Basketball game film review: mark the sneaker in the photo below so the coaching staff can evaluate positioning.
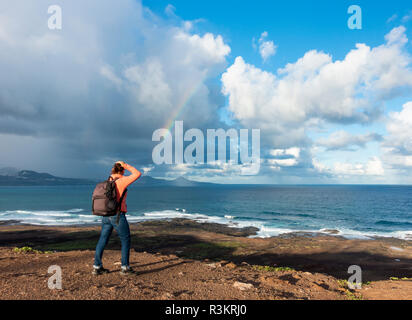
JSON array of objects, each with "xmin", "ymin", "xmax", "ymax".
[
  {"xmin": 120, "ymin": 266, "xmax": 135, "ymax": 276},
  {"xmin": 92, "ymin": 267, "xmax": 110, "ymax": 275}
]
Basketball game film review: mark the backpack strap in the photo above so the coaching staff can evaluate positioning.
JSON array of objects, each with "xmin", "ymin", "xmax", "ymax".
[
  {"xmin": 108, "ymin": 176, "xmax": 126, "ymax": 209},
  {"xmin": 118, "ymin": 188, "xmax": 128, "ymax": 212},
  {"xmin": 116, "ymin": 188, "xmax": 128, "ymax": 224},
  {"xmin": 108, "ymin": 176, "xmax": 127, "ymax": 224}
]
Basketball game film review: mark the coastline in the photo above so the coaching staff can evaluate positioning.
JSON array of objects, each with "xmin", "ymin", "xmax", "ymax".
[
  {"xmin": 2, "ymin": 212, "xmax": 412, "ymax": 241},
  {"xmin": 1, "ymin": 218, "xmax": 411, "ymax": 300}
]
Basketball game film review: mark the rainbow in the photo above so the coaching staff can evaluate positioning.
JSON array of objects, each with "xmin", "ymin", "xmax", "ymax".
[{"xmin": 164, "ymin": 70, "xmax": 208, "ymax": 131}]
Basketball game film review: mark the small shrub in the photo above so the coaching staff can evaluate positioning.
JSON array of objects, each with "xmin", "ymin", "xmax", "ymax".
[
  {"xmin": 338, "ymin": 279, "xmax": 371, "ymax": 288},
  {"xmin": 337, "ymin": 279, "xmax": 348, "ymax": 287},
  {"xmin": 13, "ymin": 247, "xmax": 52, "ymax": 254},
  {"xmin": 390, "ymin": 277, "xmax": 412, "ymax": 281},
  {"xmin": 346, "ymin": 290, "xmax": 363, "ymax": 300},
  {"xmin": 252, "ymin": 265, "xmax": 295, "ymax": 272}
]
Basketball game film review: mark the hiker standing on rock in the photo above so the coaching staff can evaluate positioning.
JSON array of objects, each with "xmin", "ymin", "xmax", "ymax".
[{"xmin": 92, "ymin": 161, "xmax": 141, "ymax": 275}]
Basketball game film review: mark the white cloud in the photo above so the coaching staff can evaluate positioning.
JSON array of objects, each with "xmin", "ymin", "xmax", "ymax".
[
  {"xmin": 222, "ymin": 27, "xmax": 412, "ymax": 149},
  {"xmin": 402, "ymin": 11, "xmax": 412, "ymax": 23},
  {"xmin": 387, "ymin": 14, "xmax": 398, "ymax": 24},
  {"xmin": 258, "ymin": 31, "xmax": 277, "ymax": 62},
  {"xmin": 142, "ymin": 166, "xmax": 154, "ymax": 174},
  {"xmin": 268, "ymin": 158, "xmax": 298, "ymax": 167},
  {"xmin": 383, "ymin": 102, "xmax": 412, "ymax": 168},
  {"xmin": 383, "ymin": 154, "xmax": 412, "ymax": 168},
  {"xmin": 165, "ymin": 4, "xmax": 176, "ymax": 16},
  {"xmin": 173, "ymin": 31, "xmax": 231, "ymax": 65},
  {"xmin": 267, "ymin": 147, "xmax": 300, "ymax": 169},
  {"xmin": 316, "ymin": 131, "xmax": 382, "ymax": 151},
  {"xmin": 100, "ymin": 65, "xmax": 123, "ymax": 88},
  {"xmin": 314, "ymin": 157, "xmax": 384, "ymax": 176},
  {"xmin": 124, "ymin": 59, "xmax": 173, "ymax": 111},
  {"xmin": 385, "ymin": 26, "xmax": 408, "ymax": 45},
  {"xmin": 270, "ymin": 148, "xmax": 301, "ymax": 158},
  {"xmin": 159, "ymin": 160, "xmax": 265, "ymax": 179},
  {"xmin": 364, "ymin": 157, "xmax": 385, "ymax": 176},
  {"xmin": 312, "ymin": 158, "xmax": 328, "ymax": 174}
]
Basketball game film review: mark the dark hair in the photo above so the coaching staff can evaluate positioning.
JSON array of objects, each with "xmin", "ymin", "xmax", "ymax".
[{"xmin": 111, "ymin": 163, "xmax": 125, "ymax": 175}]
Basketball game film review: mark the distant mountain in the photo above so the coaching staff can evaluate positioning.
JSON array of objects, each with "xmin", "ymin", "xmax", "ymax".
[
  {"xmin": 169, "ymin": 176, "xmax": 216, "ymax": 187},
  {"xmin": 135, "ymin": 176, "xmax": 216, "ymax": 187},
  {"xmin": 0, "ymin": 169, "xmax": 95, "ymax": 186},
  {"xmin": 0, "ymin": 168, "xmax": 217, "ymax": 187},
  {"xmin": 0, "ymin": 167, "xmax": 20, "ymax": 176}
]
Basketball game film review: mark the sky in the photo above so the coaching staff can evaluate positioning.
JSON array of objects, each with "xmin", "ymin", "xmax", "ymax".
[{"xmin": 1, "ymin": 0, "xmax": 412, "ymax": 184}]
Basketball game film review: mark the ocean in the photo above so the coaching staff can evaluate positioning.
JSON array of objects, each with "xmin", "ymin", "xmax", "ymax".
[{"xmin": 0, "ymin": 185, "xmax": 411, "ymax": 240}]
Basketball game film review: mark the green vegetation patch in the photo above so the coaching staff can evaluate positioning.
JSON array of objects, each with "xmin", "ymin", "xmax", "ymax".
[
  {"xmin": 252, "ymin": 265, "xmax": 295, "ymax": 272},
  {"xmin": 345, "ymin": 290, "xmax": 363, "ymax": 300},
  {"xmin": 13, "ymin": 246, "xmax": 53, "ymax": 254},
  {"xmin": 390, "ymin": 277, "xmax": 412, "ymax": 281},
  {"xmin": 337, "ymin": 279, "xmax": 371, "ymax": 288}
]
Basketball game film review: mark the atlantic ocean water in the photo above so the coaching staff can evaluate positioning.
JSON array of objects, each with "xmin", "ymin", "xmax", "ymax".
[{"xmin": 1, "ymin": 185, "xmax": 411, "ymax": 240}]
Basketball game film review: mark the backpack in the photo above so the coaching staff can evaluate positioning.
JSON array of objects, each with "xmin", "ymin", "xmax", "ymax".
[{"xmin": 92, "ymin": 177, "xmax": 128, "ymax": 217}]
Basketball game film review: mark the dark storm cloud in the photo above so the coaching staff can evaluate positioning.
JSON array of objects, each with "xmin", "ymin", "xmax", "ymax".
[{"xmin": 0, "ymin": 0, "xmax": 231, "ymax": 177}]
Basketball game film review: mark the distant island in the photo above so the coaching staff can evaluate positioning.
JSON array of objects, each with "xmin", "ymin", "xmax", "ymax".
[
  {"xmin": 136, "ymin": 176, "xmax": 217, "ymax": 187},
  {"xmin": 0, "ymin": 167, "xmax": 95, "ymax": 186},
  {"xmin": 0, "ymin": 167, "xmax": 216, "ymax": 187}
]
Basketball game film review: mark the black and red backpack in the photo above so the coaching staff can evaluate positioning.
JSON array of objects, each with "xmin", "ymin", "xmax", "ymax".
[{"xmin": 92, "ymin": 177, "xmax": 127, "ymax": 217}]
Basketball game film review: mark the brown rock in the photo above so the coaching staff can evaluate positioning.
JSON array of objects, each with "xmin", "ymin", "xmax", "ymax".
[
  {"xmin": 233, "ymin": 281, "xmax": 253, "ymax": 291},
  {"xmin": 161, "ymin": 292, "xmax": 173, "ymax": 300}
]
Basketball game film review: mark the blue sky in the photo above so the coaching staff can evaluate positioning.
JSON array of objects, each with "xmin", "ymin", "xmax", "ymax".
[
  {"xmin": 1, "ymin": 1, "xmax": 412, "ymax": 184},
  {"xmin": 148, "ymin": 0, "xmax": 412, "ymax": 67}
]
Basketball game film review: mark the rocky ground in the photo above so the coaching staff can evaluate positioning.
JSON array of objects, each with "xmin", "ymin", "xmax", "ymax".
[{"xmin": 0, "ymin": 219, "xmax": 411, "ymax": 300}]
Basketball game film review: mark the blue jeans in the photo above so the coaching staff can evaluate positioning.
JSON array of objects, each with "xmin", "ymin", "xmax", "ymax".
[{"xmin": 94, "ymin": 213, "xmax": 130, "ymax": 268}]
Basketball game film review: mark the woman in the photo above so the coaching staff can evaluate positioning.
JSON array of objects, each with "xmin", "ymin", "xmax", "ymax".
[{"xmin": 93, "ymin": 161, "xmax": 141, "ymax": 275}]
